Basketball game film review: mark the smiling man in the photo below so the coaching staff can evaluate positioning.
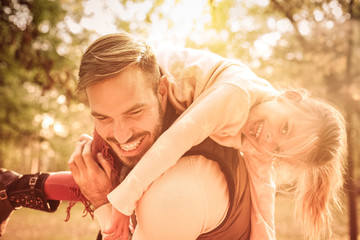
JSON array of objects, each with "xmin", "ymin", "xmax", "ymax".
[
  {"xmin": 1, "ymin": 30, "xmax": 280, "ymax": 239},
  {"xmin": 68, "ymin": 32, "xmax": 257, "ymax": 240}
]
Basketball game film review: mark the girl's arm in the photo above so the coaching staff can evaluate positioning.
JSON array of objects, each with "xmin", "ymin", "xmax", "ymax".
[{"xmin": 242, "ymin": 138, "xmax": 276, "ymax": 240}]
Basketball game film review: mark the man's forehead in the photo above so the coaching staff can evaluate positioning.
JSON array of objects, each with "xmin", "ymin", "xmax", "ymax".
[
  {"xmin": 87, "ymin": 67, "xmax": 152, "ymax": 90},
  {"xmin": 87, "ymin": 79, "xmax": 156, "ymax": 116}
]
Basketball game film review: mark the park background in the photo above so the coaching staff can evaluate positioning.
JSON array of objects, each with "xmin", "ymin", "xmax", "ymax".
[{"xmin": 0, "ymin": 0, "xmax": 359, "ymax": 239}]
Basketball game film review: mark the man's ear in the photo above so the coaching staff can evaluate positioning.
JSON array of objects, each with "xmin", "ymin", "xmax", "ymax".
[
  {"xmin": 284, "ymin": 90, "xmax": 302, "ymax": 101},
  {"xmin": 158, "ymin": 75, "xmax": 168, "ymax": 106}
]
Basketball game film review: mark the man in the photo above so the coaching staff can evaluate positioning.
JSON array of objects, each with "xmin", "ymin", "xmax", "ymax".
[
  {"xmin": 1, "ymin": 31, "xmax": 278, "ymax": 239},
  {"xmin": 69, "ymin": 32, "xmax": 252, "ymax": 239}
]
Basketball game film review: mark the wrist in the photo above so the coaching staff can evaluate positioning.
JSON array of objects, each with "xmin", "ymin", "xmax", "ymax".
[{"xmin": 93, "ymin": 199, "xmax": 109, "ymax": 209}]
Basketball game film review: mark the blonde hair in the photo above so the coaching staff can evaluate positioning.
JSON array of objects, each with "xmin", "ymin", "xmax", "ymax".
[
  {"xmin": 77, "ymin": 32, "xmax": 160, "ymax": 93},
  {"xmin": 275, "ymin": 89, "xmax": 347, "ymax": 239}
]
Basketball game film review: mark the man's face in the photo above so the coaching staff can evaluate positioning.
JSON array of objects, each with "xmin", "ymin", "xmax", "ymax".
[{"xmin": 86, "ymin": 67, "xmax": 167, "ymax": 167}]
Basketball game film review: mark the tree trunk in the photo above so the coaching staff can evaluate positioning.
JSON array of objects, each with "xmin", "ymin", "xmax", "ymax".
[
  {"xmin": 345, "ymin": 1, "xmax": 358, "ymax": 239},
  {"xmin": 345, "ymin": 115, "xmax": 358, "ymax": 240}
]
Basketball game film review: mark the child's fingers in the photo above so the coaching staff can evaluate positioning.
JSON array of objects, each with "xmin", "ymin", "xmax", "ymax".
[
  {"xmin": 103, "ymin": 225, "xmax": 126, "ymax": 240},
  {"xmin": 129, "ymin": 222, "xmax": 135, "ymax": 234},
  {"xmin": 103, "ymin": 209, "xmax": 130, "ymax": 240},
  {"xmin": 103, "ymin": 222, "xmax": 117, "ymax": 235}
]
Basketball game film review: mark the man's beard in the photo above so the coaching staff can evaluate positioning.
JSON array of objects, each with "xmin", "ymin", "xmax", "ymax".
[{"xmin": 107, "ymin": 103, "xmax": 165, "ymax": 168}]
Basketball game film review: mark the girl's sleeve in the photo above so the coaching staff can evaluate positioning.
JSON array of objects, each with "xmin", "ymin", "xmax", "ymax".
[
  {"xmin": 242, "ymin": 139, "xmax": 276, "ymax": 240},
  {"xmin": 107, "ymin": 48, "xmax": 277, "ymax": 216},
  {"xmin": 93, "ymin": 203, "xmax": 112, "ymax": 237}
]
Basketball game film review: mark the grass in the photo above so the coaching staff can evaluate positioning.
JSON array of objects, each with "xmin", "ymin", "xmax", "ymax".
[
  {"xmin": 2, "ymin": 202, "xmax": 99, "ymax": 240},
  {"xmin": 1, "ymin": 197, "xmax": 359, "ymax": 239}
]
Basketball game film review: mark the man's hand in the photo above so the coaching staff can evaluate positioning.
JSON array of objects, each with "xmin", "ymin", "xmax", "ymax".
[
  {"xmin": 103, "ymin": 207, "xmax": 130, "ymax": 240},
  {"xmin": 68, "ymin": 139, "xmax": 114, "ymax": 208}
]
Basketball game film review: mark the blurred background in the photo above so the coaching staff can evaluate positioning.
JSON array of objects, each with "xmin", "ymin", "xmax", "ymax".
[{"xmin": 0, "ymin": 0, "xmax": 359, "ymax": 239}]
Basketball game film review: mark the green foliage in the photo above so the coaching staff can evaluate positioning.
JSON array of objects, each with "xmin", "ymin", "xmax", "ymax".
[
  {"xmin": 0, "ymin": 0, "xmax": 91, "ymax": 171},
  {"xmin": 208, "ymin": 0, "xmax": 233, "ymax": 31}
]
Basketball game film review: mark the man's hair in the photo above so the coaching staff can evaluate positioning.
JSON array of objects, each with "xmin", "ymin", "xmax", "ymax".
[{"xmin": 77, "ymin": 32, "xmax": 160, "ymax": 94}]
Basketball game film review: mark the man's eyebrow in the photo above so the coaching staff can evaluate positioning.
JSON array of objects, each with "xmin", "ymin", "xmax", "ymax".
[
  {"xmin": 90, "ymin": 103, "xmax": 147, "ymax": 117},
  {"xmin": 91, "ymin": 111, "xmax": 108, "ymax": 117}
]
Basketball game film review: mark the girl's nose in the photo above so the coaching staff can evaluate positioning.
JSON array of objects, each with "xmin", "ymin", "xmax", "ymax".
[{"xmin": 266, "ymin": 132, "xmax": 272, "ymax": 143}]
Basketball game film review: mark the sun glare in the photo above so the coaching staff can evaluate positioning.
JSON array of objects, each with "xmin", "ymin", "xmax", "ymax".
[
  {"xmin": 72, "ymin": 0, "xmax": 284, "ymax": 59},
  {"xmin": 148, "ymin": 0, "xmax": 209, "ymax": 48},
  {"xmin": 77, "ymin": 0, "xmax": 209, "ymax": 47}
]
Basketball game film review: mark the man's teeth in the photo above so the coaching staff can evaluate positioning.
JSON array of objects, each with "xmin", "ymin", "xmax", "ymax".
[
  {"xmin": 120, "ymin": 139, "xmax": 142, "ymax": 152},
  {"xmin": 255, "ymin": 121, "xmax": 263, "ymax": 138}
]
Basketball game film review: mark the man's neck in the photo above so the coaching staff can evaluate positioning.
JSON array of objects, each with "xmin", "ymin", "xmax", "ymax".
[{"xmin": 162, "ymin": 101, "xmax": 177, "ymax": 134}]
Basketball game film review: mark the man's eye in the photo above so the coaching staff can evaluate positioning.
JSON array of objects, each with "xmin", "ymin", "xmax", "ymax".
[
  {"xmin": 281, "ymin": 122, "xmax": 288, "ymax": 135},
  {"xmin": 96, "ymin": 117, "xmax": 108, "ymax": 121},
  {"xmin": 130, "ymin": 109, "xmax": 143, "ymax": 115}
]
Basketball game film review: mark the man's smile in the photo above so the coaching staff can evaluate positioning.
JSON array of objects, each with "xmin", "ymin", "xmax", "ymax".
[{"xmin": 118, "ymin": 136, "xmax": 145, "ymax": 152}]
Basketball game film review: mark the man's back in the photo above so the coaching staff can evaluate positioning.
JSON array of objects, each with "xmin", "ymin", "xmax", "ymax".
[{"xmin": 134, "ymin": 155, "xmax": 229, "ymax": 239}]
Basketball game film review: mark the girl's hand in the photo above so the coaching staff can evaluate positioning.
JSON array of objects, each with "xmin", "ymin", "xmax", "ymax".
[{"xmin": 103, "ymin": 207, "xmax": 130, "ymax": 240}]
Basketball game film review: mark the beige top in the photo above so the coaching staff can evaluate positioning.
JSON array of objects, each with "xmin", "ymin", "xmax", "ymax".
[{"xmin": 104, "ymin": 48, "xmax": 278, "ymax": 239}]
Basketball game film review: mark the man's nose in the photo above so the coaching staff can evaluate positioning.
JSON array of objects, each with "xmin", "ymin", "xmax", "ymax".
[{"xmin": 113, "ymin": 120, "xmax": 133, "ymax": 144}]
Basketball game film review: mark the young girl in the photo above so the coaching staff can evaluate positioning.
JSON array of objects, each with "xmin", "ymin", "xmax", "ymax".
[{"xmin": 0, "ymin": 33, "xmax": 347, "ymax": 240}]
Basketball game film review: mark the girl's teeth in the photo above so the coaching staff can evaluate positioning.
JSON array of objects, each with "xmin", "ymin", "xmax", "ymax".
[{"xmin": 255, "ymin": 122, "xmax": 263, "ymax": 138}]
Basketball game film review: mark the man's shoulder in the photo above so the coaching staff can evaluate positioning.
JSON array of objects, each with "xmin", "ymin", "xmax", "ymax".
[
  {"xmin": 135, "ymin": 155, "xmax": 229, "ymax": 239},
  {"xmin": 155, "ymin": 155, "xmax": 225, "ymax": 185},
  {"xmin": 139, "ymin": 155, "xmax": 228, "ymax": 203}
]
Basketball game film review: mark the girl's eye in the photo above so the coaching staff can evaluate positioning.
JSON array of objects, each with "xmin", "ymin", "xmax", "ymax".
[{"xmin": 281, "ymin": 122, "xmax": 288, "ymax": 135}]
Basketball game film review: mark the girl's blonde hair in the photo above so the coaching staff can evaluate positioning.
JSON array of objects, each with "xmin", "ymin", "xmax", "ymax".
[{"xmin": 275, "ymin": 89, "xmax": 347, "ymax": 239}]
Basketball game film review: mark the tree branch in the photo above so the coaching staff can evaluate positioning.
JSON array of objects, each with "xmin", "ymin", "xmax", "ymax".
[{"xmin": 270, "ymin": 0, "xmax": 307, "ymax": 48}]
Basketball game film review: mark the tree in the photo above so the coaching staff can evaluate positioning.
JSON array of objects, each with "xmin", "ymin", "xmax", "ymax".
[{"xmin": 0, "ymin": 0, "xmax": 92, "ymax": 171}]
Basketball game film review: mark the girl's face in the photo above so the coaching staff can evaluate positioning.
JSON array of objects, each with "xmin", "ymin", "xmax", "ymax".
[{"xmin": 241, "ymin": 98, "xmax": 301, "ymax": 156}]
